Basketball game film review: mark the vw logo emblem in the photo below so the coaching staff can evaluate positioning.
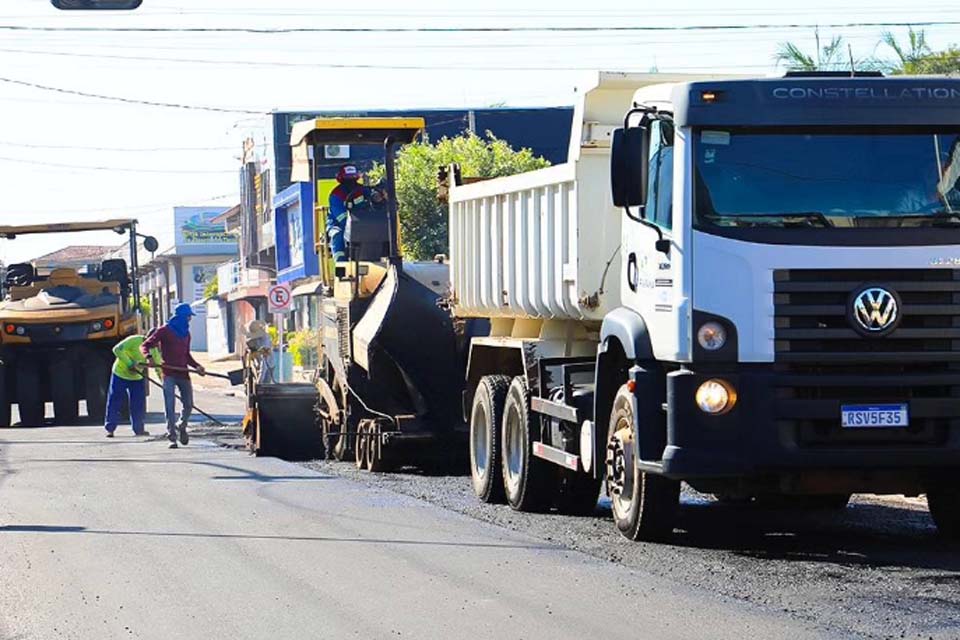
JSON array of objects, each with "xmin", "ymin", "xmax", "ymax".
[{"xmin": 850, "ymin": 286, "xmax": 900, "ymax": 335}]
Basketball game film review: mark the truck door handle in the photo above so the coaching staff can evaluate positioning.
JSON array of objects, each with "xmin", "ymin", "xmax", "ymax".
[{"xmin": 627, "ymin": 253, "xmax": 638, "ymax": 292}]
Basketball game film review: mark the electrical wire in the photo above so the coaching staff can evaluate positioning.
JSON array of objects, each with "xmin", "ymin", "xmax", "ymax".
[
  {"xmin": 2, "ymin": 20, "xmax": 960, "ymax": 33},
  {"xmin": 0, "ymin": 154, "xmax": 238, "ymax": 174},
  {"xmin": 0, "ymin": 138, "xmax": 238, "ymax": 152},
  {"xmin": 0, "ymin": 75, "xmax": 268, "ymax": 114}
]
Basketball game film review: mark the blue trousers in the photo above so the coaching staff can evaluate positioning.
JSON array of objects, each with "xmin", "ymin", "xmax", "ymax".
[{"xmin": 105, "ymin": 374, "xmax": 146, "ymax": 434}]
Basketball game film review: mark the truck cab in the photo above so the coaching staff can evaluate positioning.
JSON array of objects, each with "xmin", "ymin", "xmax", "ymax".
[{"xmin": 607, "ymin": 72, "xmax": 960, "ymax": 537}]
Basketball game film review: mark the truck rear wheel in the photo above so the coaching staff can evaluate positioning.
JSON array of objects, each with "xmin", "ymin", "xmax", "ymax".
[
  {"xmin": 85, "ymin": 355, "xmax": 109, "ymax": 422},
  {"xmin": 501, "ymin": 376, "xmax": 551, "ymax": 512},
  {"xmin": 927, "ymin": 487, "xmax": 960, "ymax": 540},
  {"xmin": 49, "ymin": 358, "xmax": 79, "ymax": 425},
  {"xmin": 469, "ymin": 374, "xmax": 511, "ymax": 503},
  {"xmin": 16, "ymin": 359, "xmax": 45, "ymax": 426},
  {"xmin": 606, "ymin": 384, "xmax": 678, "ymax": 542}
]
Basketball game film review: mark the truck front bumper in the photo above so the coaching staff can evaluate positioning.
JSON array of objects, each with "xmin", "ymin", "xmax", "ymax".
[{"xmin": 660, "ymin": 366, "xmax": 960, "ymax": 479}]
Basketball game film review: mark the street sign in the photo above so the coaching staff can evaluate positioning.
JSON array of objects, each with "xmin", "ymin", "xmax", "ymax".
[{"xmin": 268, "ymin": 283, "xmax": 292, "ymax": 314}]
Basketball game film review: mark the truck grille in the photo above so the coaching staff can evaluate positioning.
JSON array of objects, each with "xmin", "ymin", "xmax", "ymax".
[{"xmin": 773, "ymin": 269, "xmax": 960, "ymax": 447}]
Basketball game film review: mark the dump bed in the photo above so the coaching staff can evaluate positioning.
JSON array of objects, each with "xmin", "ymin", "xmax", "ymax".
[{"xmin": 449, "ymin": 72, "xmax": 704, "ymax": 322}]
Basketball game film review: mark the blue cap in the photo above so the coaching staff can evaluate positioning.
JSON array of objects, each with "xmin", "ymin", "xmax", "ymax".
[{"xmin": 174, "ymin": 302, "xmax": 196, "ymax": 317}]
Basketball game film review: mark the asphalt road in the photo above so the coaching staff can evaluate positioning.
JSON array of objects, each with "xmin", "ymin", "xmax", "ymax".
[{"xmin": 0, "ymin": 389, "xmax": 831, "ymax": 640}]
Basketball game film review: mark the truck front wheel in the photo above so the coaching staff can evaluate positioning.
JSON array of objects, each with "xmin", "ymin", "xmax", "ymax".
[
  {"xmin": 606, "ymin": 384, "xmax": 678, "ymax": 542},
  {"xmin": 927, "ymin": 487, "xmax": 960, "ymax": 540},
  {"xmin": 469, "ymin": 374, "xmax": 510, "ymax": 503}
]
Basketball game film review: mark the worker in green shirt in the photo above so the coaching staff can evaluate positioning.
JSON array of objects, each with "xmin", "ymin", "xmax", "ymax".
[{"xmin": 105, "ymin": 334, "xmax": 161, "ymax": 438}]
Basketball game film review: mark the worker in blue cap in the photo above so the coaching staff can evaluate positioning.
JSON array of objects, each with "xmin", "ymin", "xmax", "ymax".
[{"xmin": 141, "ymin": 302, "xmax": 206, "ymax": 448}]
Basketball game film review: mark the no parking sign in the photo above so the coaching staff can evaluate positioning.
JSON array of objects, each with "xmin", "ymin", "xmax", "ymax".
[{"xmin": 268, "ymin": 283, "xmax": 292, "ymax": 314}]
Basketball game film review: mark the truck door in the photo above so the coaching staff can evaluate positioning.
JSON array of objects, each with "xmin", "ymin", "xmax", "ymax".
[{"xmin": 621, "ymin": 119, "xmax": 683, "ymax": 361}]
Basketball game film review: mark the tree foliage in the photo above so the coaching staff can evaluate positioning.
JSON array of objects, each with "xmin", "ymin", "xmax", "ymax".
[
  {"xmin": 203, "ymin": 277, "xmax": 219, "ymax": 299},
  {"xmin": 370, "ymin": 131, "xmax": 550, "ymax": 260},
  {"xmin": 775, "ymin": 27, "xmax": 960, "ymax": 76},
  {"xmin": 775, "ymin": 30, "xmax": 851, "ymax": 71},
  {"xmin": 881, "ymin": 28, "xmax": 960, "ymax": 75}
]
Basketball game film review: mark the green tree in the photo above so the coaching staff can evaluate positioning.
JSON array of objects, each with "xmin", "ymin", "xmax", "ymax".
[
  {"xmin": 881, "ymin": 28, "xmax": 960, "ymax": 75},
  {"xmin": 370, "ymin": 131, "xmax": 550, "ymax": 260},
  {"xmin": 775, "ymin": 30, "xmax": 849, "ymax": 71},
  {"xmin": 203, "ymin": 277, "xmax": 218, "ymax": 299}
]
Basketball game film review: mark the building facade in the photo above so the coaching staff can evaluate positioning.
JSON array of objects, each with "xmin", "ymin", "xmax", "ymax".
[{"xmin": 135, "ymin": 206, "xmax": 237, "ymax": 351}]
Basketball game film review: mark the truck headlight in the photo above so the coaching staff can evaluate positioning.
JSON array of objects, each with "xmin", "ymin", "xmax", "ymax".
[
  {"xmin": 695, "ymin": 379, "xmax": 737, "ymax": 415},
  {"xmin": 697, "ymin": 321, "xmax": 727, "ymax": 351}
]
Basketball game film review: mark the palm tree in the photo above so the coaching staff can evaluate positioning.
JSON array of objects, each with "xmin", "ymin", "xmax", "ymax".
[
  {"xmin": 775, "ymin": 29, "xmax": 847, "ymax": 71},
  {"xmin": 880, "ymin": 27, "xmax": 932, "ymax": 74}
]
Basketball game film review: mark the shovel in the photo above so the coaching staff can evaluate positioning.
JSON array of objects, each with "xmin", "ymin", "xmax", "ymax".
[{"xmin": 159, "ymin": 364, "xmax": 244, "ymax": 386}]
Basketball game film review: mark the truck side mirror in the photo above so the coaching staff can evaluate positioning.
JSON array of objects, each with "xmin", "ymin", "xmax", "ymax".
[{"xmin": 611, "ymin": 126, "xmax": 649, "ymax": 209}]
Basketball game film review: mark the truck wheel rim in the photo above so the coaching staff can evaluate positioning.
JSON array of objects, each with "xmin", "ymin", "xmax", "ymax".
[
  {"xmin": 504, "ymin": 403, "xmax": 523, "ymax": 493},
  {"xmin": 606, "ymin": 421, "xmax": 635, "ymax": 517},
  {"xmin": 471, "ymin": 402, "xmax": 489, "ymax": 481}
]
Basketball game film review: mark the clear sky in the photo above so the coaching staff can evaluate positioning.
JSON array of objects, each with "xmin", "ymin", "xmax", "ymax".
[{"xmin": 1, "ymin": 0, "xmax": 959, "ymax": 262}]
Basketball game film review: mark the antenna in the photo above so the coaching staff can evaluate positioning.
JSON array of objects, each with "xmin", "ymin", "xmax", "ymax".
[{"xmin": 848, "ymin": 43, "xmax": 856, "ymax": 76}]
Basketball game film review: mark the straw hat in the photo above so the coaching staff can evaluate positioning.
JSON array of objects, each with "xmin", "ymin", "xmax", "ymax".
[{"xmin": 244, "ymin": 320, "xmax": 269, "ymax": 342}]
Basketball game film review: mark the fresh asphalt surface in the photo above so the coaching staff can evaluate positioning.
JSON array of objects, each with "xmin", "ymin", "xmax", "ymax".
[{"xmin": 1, "ymin": 387, "xmax": 957, "ymax": 640}]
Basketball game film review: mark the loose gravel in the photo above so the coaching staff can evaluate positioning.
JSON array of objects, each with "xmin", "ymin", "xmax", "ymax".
[{"xmin": 298, "ymin": 457, "xmax": 960, "ymax": 640}]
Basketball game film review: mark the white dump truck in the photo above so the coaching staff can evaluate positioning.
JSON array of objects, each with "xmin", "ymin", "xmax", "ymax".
[{"xmin": 451, "ymin": 71, "xmax": 960, "ymax": 541}]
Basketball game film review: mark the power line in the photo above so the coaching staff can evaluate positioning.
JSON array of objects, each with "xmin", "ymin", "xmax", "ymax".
[
  {"xmin": 0, "ymin": 138, "xmax": 237, "ymax": 152},
  {"xmin": 2, "ymin": 19, "xmax": 960, "ymax": 34},
  {"xmin": 0, "ymin": 75, "xmax": 268, "ymax": 114},
  {"xmin": 1, "ymin": 192, "xmax": 239, "ymax": 216},
  {"xmin": 0, "ymin": 154, "xmax": 238, "ymax": 174},
  {"xmin": 0, "ymin": 47, "xmax": 652, "ymax": 71}
]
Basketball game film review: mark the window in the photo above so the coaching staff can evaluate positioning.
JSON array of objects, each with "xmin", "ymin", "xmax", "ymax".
[
  {"xmin": 694, "ymin": 128, "xmax": 960, "ymax": 228},
  {"xmin": 645, "ymin": 120, "xmax": 674, "ymax": 230}
]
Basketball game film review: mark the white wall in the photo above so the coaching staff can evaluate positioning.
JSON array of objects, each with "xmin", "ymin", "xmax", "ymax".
[{"xmin": 205, "ymin": 298, "xmax": 231, "ymax": 360}]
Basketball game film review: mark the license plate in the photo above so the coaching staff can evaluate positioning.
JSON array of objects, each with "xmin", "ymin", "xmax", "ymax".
[{"xmin": 841, "ymin": 403, "xmax": 909, "ymax": 428}]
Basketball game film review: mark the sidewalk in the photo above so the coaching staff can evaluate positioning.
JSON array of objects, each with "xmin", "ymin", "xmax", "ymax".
[{"xmin": 191, "ymin": 352, "xmax": 243, "ymax": 392}]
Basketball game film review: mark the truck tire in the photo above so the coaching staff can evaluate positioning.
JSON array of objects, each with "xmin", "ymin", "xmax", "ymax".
[
  {"xmin": 0, "ymin": 365, "xmax": 11, "ymax": 427},
  {"xmin": 555, "ymin": 471, "xmax": 602, "ymax": 516},
  {"xmin": 469, "ymin": 374, "xmax": 511, "ymax": 503},
  {"xmin": 606, "ymin": 384, "xmax": 679, "ymax": 542},
  {"xmin": 16, "ymin": 358, "xmax": 45, "ymax": 426},
  {"xmin": 85, "ymin": 356, "xmax": 109, "ymax": 422},
  {"xmin": 501, "ymin": 376, "xmax": 551, "ymax": 512},
  {"xmin": 927, "ymin": 488, "xmax": 960, "ymax": 540},
  {"xmin": 49, "ymin": 358, "xmax": 79, "ymax": 425}
]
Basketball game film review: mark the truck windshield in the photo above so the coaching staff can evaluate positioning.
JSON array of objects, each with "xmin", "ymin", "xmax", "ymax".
[{"xmin": 694, "ymin": 128, "xmax": 960, "ymax": 228}]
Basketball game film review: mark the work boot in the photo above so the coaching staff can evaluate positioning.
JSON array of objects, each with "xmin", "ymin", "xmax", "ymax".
[{"xmin": 178, "ymin": 425, "xmax": 189, "ymax": 446}]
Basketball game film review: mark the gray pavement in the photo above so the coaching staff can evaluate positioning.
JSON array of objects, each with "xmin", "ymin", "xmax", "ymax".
[{"xmin": 0, "ymin": 389, "xmax": 832, "ymax": 640}]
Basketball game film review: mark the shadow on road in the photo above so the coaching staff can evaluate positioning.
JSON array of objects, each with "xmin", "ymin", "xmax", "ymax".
[
  {"xmin": 0, "ymin": 524, "xmax": 558, "ymax": 551},
  {"xmin": 15, "ymin": 457, "xmax": 334, "ymax": 483},
  {"xmin": 663, "ymin": 499, "xmax": 960, "ymax": 573}
]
